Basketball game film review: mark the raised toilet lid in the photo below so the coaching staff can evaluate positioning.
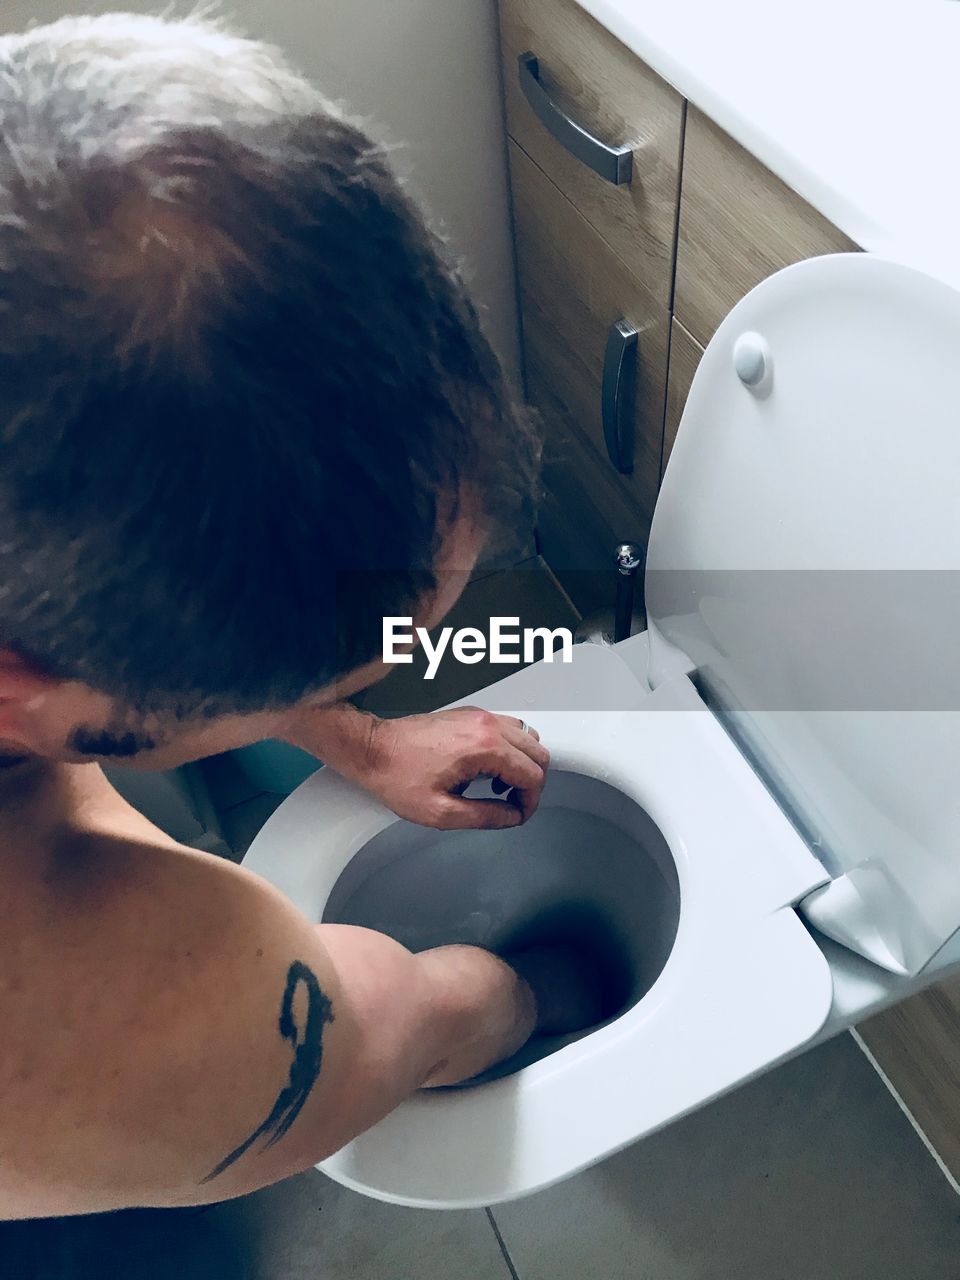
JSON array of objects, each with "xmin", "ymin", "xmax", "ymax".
[{"xmin": 647, "ymin": 253, "xmax": 960, "ymax": 974}]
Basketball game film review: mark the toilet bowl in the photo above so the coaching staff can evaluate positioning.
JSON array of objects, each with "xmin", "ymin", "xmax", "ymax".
[
  {"xmin": 249, "ymin": 653, "xmax": 831, "ymax": 1207},
  {"xmin": 322, "ymin": 768, "xmax": 682, "ymax": 1071},
  {"xmin": 245, "ymin": 253, "xmax": 960, "ymax": 1206}
]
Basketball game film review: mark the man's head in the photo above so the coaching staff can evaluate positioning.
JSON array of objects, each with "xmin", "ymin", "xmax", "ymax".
[{"xmin": 0, "ymin": 14, "xmax": 538, "ymax": 766}]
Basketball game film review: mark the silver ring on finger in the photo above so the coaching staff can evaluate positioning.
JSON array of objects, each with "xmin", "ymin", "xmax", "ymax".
[{"xmin": 519, "ymin": 720, "xmax": 530, "ymax": 735}]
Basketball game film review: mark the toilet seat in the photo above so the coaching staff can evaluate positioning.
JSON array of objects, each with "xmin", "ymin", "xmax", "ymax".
[
  {"xmin": 245, "ymin": 253, "xmax": 960, "ymax": 1206},
  {"xmin": 245, "ymin": 651, "xmax": 832, "ymax": 1208}
]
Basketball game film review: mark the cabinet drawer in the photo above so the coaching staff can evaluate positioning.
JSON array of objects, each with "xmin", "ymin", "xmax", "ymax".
[
  {"xmin": 511, "ymin": 139, "xmax": 668, "ymax": 530},
  {"xmin": 662, "ymin": 318, "xmax": 704, "ymax": 476},
  {"xmin": 537, "ymin": 407, "xmax": 649, "ymax": 619},
  {"xmin": 675, "ymin": 108, "xmax": 859, "ymax": 345},
  {"xmin": 500, "ymin": 0, "xmax": 683, "ymax": 309}
]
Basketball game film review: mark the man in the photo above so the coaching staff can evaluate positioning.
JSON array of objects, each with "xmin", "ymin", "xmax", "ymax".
[{"xmin": 0, "ymin": 14, "xmax": 604, "ymax": 1219}]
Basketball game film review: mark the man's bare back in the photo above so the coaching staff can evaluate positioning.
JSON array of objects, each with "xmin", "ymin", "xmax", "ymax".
[{"xmin": 0, "ymin": 754, "xmax": 555, "ymax": 1217}]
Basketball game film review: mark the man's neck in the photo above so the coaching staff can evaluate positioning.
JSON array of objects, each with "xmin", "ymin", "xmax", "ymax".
[{"xmin": 0, "ymin": 756, "xmax": 153, "ymax": 858}]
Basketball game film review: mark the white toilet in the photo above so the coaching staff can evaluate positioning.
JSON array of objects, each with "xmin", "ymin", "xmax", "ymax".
[{"xmin": 244, "ymin": 252, "xmax": 960, "ymax": 1208}]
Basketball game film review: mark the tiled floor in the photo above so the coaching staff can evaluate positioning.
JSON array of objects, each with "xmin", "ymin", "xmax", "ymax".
[
  {"xmin": 492, "ymin": 1034, "xmax": 960, "ymax": 1280},
  {"xmin": 4, "ymin": 1034, "xmax": 959, "ymax": 1279}
]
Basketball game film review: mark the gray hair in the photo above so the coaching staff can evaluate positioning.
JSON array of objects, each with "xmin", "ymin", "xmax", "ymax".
[
  {"xmin": 0, "ymin": 12, "xmax": 537, "ymax": 718},
  {"xmin": 0, "ymin": 11, "xmax": 329, "ymax": 138},
  {"xmin": 0, "ymin": 12, "xmax": 346, "ymax": 361}
]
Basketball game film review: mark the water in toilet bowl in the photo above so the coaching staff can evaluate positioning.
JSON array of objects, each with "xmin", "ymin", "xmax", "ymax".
[{"xmin": 322, "ymin": 771, "xmax": 681, "ymax": 1075}]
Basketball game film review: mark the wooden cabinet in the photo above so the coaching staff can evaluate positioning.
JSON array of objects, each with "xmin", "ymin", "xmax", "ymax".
[
  {"xmin": 500, "ymin": 0, "xmax": 681, "ymax": 612},
  {"xmin": 662, "ymin": 319, "xmax": 704, "ymax": 475},
  {"xmin": 675, "ymin": 108, "xmax": 858, "ymax": 345},
  {"xmin": 510, "ymin": 138, "xmax": 665, "ymax": 612},
  {"xmin": 510, "ymin": 142, "xmax": 668, "ymax": 526},
  {"xmin": 537, "ymin": 406, "xmax": 652, "ymax": 617},
  {"xmin": 500, "ymin": 0, "xmax": 683, "ymax": 310}
]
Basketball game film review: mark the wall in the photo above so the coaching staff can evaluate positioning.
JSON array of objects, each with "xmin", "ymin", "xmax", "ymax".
[{"xmin": 0, "ymin": 0, "xmax": 520, "ymax": 373}]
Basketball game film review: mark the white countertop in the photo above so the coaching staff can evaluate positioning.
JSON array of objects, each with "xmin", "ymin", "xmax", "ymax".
[{"xmin": 576, "ymin": 0, "xmax": 960, "ymax": 290}]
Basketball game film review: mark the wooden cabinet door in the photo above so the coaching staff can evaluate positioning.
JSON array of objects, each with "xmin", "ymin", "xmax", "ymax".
[
  {"xmin": 509, "ymin": 138, "xmax": 670, "ymax": 612},
  {"xmin": 500, "ymin": 0, "xmax": 683, "ymax": 310},
  {"xmin": 675, "ymin": 108, "xmax": 858, "ymax": 345}
]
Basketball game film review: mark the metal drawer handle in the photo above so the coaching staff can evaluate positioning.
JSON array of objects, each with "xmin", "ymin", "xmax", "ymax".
[
  {"xmin": 518, "ymin": 51, "xmax": 633, "ymax": 186},
  {"xmin": 602, "ymin": 320, "xmax": 638, "ymax": 474}
]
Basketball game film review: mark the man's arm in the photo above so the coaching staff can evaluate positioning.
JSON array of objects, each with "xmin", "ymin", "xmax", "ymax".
[
  {"xmin": 281, "ymin": 702, "xmax": 550, "ymax": 829},
  {"xmin": 0, "ymin": 822, "xmax": 536, "ymax": 1219}
]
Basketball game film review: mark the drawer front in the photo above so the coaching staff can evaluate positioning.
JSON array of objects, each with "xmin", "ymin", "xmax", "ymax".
[
  {"xmin": 675, "ymin": 108, "xmax": 859, "ymax": 345},
  {"xmin": 511, "ymin": 139, "xmax": 668, "ymax": 528},
  {"xmin": 537, "ymin": 400, "xmax": 650, "ymax": 619},
  {"xmin": 662, "ymin": 318, "xmax": 705, "ymax": 476},
  {"xmin": 500, "ymin": 0, "xmax": 683, "ymax": 309}
]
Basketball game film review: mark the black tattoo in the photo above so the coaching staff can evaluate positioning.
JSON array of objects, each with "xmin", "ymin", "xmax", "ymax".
[{"xmin": 202, "ymin": 961, "xmax": 335, "ymax": 1184}]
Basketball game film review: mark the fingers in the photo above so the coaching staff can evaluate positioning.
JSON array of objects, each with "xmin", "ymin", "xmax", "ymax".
[
  {"xmin": 490, "ymin": 719, "xmax": 549, "ymax": 805},
  {"xmin": 432, "ymin": 796, "xmax": 526, "ymax": 831},
  {"xmin": 463, "ymin": 710, "xmax": 541, "ymax": 744},
  {"xmin": 502, "ymin": 723, "xmax": 550, "ymax": 769},
  {"xmin": 474, "ymin": 742, "xmax": 548, "ymax": 823},
  {"xmin": 450, "ymin": 709, "xmax": 542, "ymax": 744},
  {"xmin": 476, "ymin": 738, "xmax": 544, "ymax": 791},
  {"xmin": 423, "ymin": 708, "xmax": 552, "ymax": 828},
  {"xmin": 507, "ymin": 716, "xmax": 540, "ymax": 742}
]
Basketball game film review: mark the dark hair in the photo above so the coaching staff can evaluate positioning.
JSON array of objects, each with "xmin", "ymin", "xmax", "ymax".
[{"xmin": 0, "ymin": 15, "xmax": 538, "ymax": 717}]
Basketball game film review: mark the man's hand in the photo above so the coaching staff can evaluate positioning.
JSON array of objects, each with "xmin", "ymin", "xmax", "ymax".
[
  {"xmin": 283, "ymin": 704, "xmax": 550, "ymax": 830},
  {"xmin": 361, "ymin": 707, "xmax": 550, "ymax": 829}
]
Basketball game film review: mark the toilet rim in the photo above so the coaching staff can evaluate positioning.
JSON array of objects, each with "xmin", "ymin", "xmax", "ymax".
[
  {"xmin": 320, "ymin": 900, "xmax": 829, "ymax": 1209},
  {"xmin": 246, "ymin": 673, "xmax": 829, "ymax": 930},
  {"xmin": 244, "ymin": 670, "xmax": 835, "ymax": 1208}
]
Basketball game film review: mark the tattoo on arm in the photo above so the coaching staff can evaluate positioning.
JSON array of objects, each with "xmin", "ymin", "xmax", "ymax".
[{"xmin": 202, "ymin": 960, "xmax": 335, "ymax": 1184}]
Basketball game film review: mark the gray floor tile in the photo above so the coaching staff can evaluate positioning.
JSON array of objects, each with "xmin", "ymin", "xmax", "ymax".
[
  {"xmin": 0, "ymin": 1170, "xmax": 512, "ymax": 1280},
  {"xmin": 210, "ymin": 1167, "xmax": 512, "ymax": 1280},
  {"xmin": 491, "ymin": 1034, "xmax": 960, "ymax": 1280}
]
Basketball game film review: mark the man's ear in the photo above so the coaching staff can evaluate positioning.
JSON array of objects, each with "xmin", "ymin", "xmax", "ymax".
[
  {"xmin": 0, "ymin": 649, "xmax": 54, "ymax": 703},
  {"xmin": 0, "ymin": 650, "xmax": 58, "ymax": 750}
]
